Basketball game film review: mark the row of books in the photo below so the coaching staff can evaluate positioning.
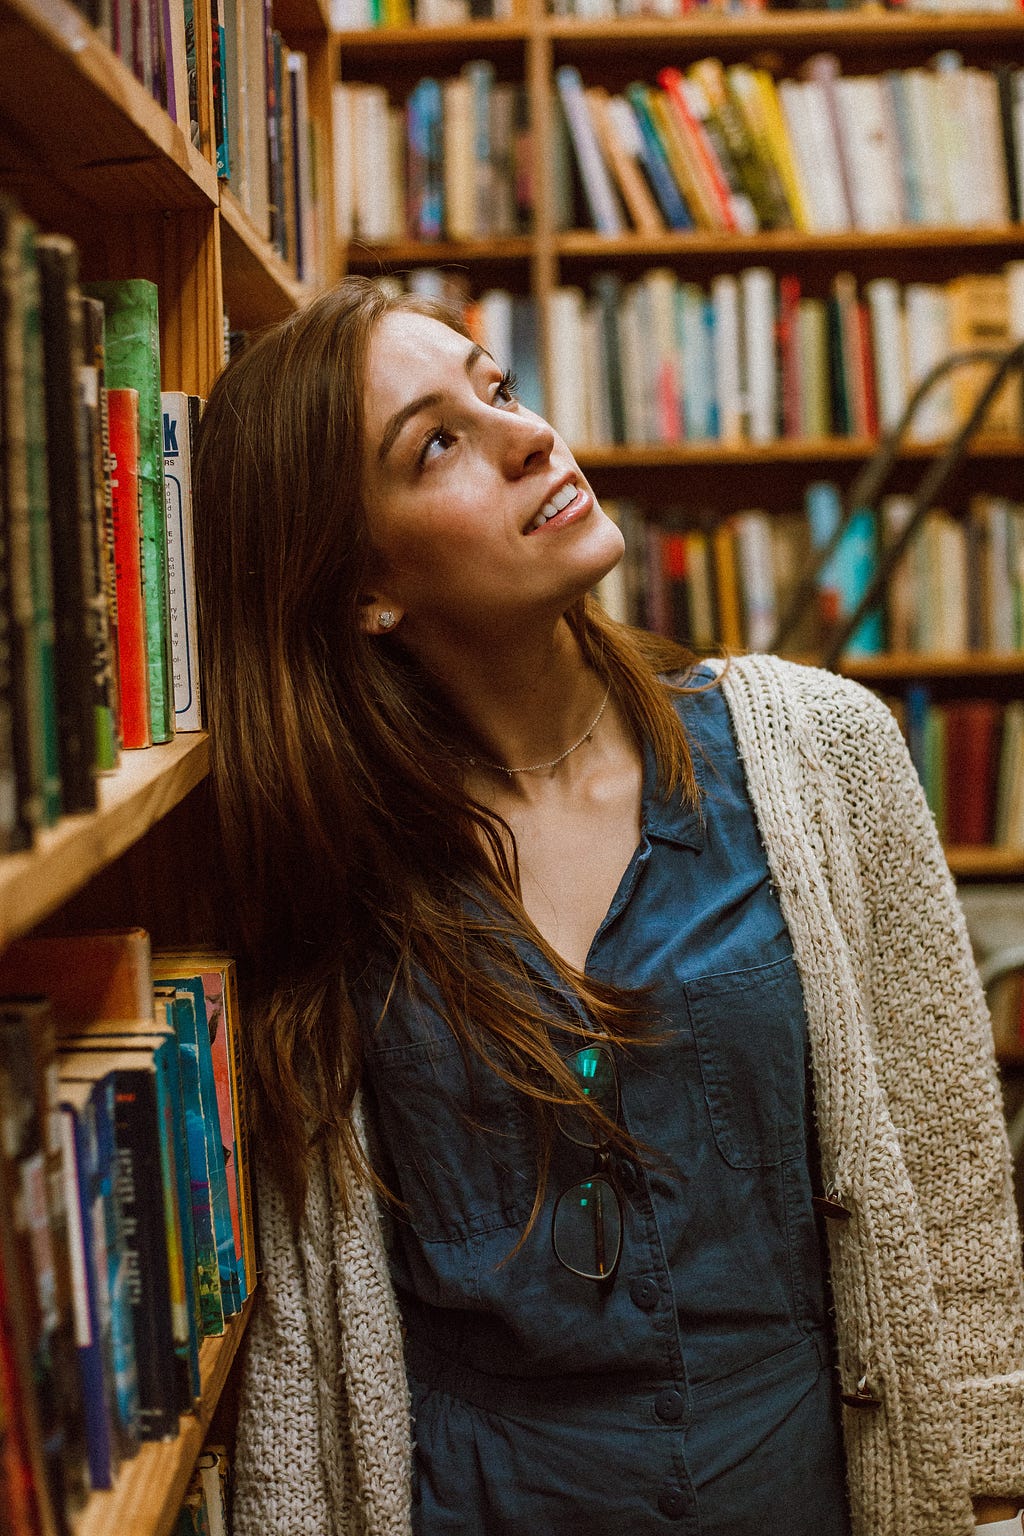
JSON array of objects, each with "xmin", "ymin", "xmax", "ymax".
[
  {"xmin": 74, "ymin": 0, "xmax": 197, "ymax": 136},
  {"xmin": 332, "ymin": 67, "xmax": 533, "ymax": 244},
  {"xmin": 212, "ymin": 0, "xmax": 323, "ymax": 282},
  {"xmin": 598, "ymin": 488, "xmax": 1024, "ymax": 663},
  {"xmin": 0, "ymin": 930, "xmax": 253, "ymax": 1535},
  {"xmin": 546, "ymin": 264, "xmax": 1024, "ymax": 450},
  {"xmin": 331, "ymin": 0, "xmax": 514, "ymax": 24},
  {"xmin": 554, "ymin": 53, "xmax": 1024, "ymax": 237},
  {"xmin": 883, "ymin": 691, "xmax": 1024, "ymax": 849},
  {"xmin": 0, "ymin": 207, "xmax": 205, "ymax": 854},
  {"xmin": 550, "ymin": 0, "xmax": 1018, "ymax": 14}
]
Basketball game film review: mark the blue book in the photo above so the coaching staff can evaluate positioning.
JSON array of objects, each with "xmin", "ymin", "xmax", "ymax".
[
  {"xmin": 904, "ymin": 684, "xmax": 931, "ymax": 791},
  {"xmin": 60, "ymin": 1077, "xmax": 120, "ymax": 1490},
  {"xmin": 511, "ymin": 296, "xmax": 543, "ymax": 418},
  {"xmin": 834, "ymin": 506, "xmax": 885, "ymax": 657},
  {"xmin": 624, "ymin": 85, "xmax": 693, "ymax": 232},
  {"xmin": 407, "ymin": 79, "xmax": 444, "ymax": 242},
  {"xmin": 169, "ymin": 989, "xmax": 224, "ymax": 1337}
]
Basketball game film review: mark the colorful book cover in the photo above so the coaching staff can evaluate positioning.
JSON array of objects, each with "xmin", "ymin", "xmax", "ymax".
[
  {"xmin": 156, "ymin": 954, "xmax": 254, "ymax": 1298},
  {"xmin": 58, "ymin": 1048, "xmax": 178, "ymax": 1440},
  {"xmin": 36, "ymin": 235, "xmax": 98, "ymax": 814},
  {"xmin": 65, "ymin": 1022, "xmax": 202, "ymax": 1407},
  {"xmin": 14, "ymin": 213, "xmax": 62, "ymax": 826},
  {"xmin": 79, "ymin": 295, "xmax": 121, "ymax": 773},
  {"xmin": 166, "ymin": 987, "xmax": 224, "ymax": 1337},
  {"xmin": 84, "ymin": 279, "xmax": 174, "ymax": 743},
  {"xmin": 88, "ymin": 1070, "xmax": 141, "ymax": 1462},
  {"xmin": 161, "ymin": 392, "xmax": 204, "ymax": 731},
  {"xmin": 59, "ymin": 1077, "xmax": 120, "ymax": 1491},
  {"xmin": 151, "ymin": 964, "xmax": 242, "ymax": 1314},
  {"xmin": 406, "ymin": 78, "xmax": 444, "ymax": 243},
  {"xmin": 623, "ymin": 84, "xmax": 693, "ymax": 232},
  {"xmin": 107, "ymin": 387, "xmax": 151, "ymax": 749}
]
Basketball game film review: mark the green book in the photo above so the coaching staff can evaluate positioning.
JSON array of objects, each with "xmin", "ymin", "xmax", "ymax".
[
  {"xmin": 2, "ymin": 208, "xmax": 62, "ymax": 827},
  {"xmin": 84, "ymin": 280, "xmax": 174, "ymax": 743}
]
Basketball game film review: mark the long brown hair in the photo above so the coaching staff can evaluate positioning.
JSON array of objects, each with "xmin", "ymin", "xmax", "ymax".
[{"xmin": 193, "ymin": 277, "xmax": 703, "ymax": 1228}]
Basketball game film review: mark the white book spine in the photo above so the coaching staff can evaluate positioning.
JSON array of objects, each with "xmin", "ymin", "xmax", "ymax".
[
  {"xmin": 781, "ymin": 80, "xmax": 849, "ymax": 233},
  {"xmin": 740, "ymin": 266, "xmax": 777, "ymax": 444},
  {"xmin": 161, "ymin": 392, "xmax": 203, "ymax": 732},
  {"xmin": 865, "ymin": 278, "xmax": 908, "ymax": 433},
  {"xmin": 902, "ymin": 70, "xmax": 947, "ymax": 225},
  {"xmin": 478, "ymin": 289, "xmax": 513, "ymax": 376},
  {"xmin": 617, "ymin": 285, "xmax": 648, "ymax": 445},
  {"xmin": 904, "ymin": 283, "xmax": 954, "ymax": 440},
  {"xmin": 835, "ymin": 76, "xmax": 903, "ymax": 232},
  {"xmin": 555, "ymin": 66, "xmax": 624, "ymax": 236},
  {"xmin": 712, "ymin": 274, "xmax": 742, "ymax": 443},
  {"xmin": 331, "ymin": 84, "xmax": 354, "ymax": 242},
  {"xmin": 734, "ymin": 509, "xmax": 778, "ymax": 651},
  {"xmin": 547, "ymin": 287, "xmax": 588, "ymax": 447}
]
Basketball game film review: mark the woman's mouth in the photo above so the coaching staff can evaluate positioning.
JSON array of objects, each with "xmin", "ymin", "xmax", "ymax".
[{"xmin": 526, "ymin": 482, "xmax": 583, "ymax": 534}]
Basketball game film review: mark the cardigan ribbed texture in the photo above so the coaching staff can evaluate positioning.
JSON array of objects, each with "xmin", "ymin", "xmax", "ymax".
[{"xmin": 233, "ymin": 654, "xmax": 1024, "ymax": 1536}]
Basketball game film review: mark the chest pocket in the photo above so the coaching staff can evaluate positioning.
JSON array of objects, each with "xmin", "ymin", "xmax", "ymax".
[
  {"xmin": 684, "ymin": 950, "xmax": 807, "ymax": 1169},
  {"xmin": 365, "ymin": 1030, "xmax": 537, "ymax": 1244}
]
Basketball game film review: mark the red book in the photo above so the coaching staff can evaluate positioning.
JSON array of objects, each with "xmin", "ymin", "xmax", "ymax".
[
  {"xmin": 107, "ymin": 389, "xmax": 151, "ymax": 750},
  {"xmin": 856, "ymin": 300, "xmax": 879, "ymax": 439},
  {"xmin": 944, "ymin": 699, "xmax": 1000, "ymax": 847},
  {"xmin": 657, "ymin": 67, "xmax": 738, "ymax": 233},
  {"xmin": 777, "ymin": 274, "xmax": 803, "ymax": 439}
]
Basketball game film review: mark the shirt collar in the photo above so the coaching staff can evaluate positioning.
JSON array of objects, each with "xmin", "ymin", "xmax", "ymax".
[{"xmin": 641, "ymin": 711, "xmax": 707, "ymax": 853}]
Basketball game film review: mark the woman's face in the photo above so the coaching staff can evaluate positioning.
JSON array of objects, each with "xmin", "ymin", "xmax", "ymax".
[{"xmin": 359, "ymin": 309, "xmax": 624, "ymax": 646}]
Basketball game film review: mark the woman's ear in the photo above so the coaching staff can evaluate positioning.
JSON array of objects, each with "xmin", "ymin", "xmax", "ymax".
[{"xmin": 357, "ymin": 594, "xmax": 404, "ymax": 635}]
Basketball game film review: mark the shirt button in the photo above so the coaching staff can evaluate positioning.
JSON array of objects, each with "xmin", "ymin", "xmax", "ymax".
[
  {"xmin": 658, "ymin": 1485, "xmax": 688, "ymax": 1519},
  {"xmin": 629, "ymin": 1276, "xmax": 659, "ymax": 1311},
  {"xmin": 654, "ymin": 1389, "xmax": 685, "ymax": 1423}
]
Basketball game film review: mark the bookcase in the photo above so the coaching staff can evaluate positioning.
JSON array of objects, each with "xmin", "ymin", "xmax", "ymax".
[
  {"xmin": 0, "ymin": 0, "xmax": 336, "ymax": 1524},
  {"xmin": 338, "ymin": 3, "xmax": 1024, "ymax": 891}
]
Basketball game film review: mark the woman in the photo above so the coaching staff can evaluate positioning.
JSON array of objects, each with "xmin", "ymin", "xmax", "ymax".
[{"xmin": 193, "ymin": 277, "xmax": 1024, "ymax": 1535}]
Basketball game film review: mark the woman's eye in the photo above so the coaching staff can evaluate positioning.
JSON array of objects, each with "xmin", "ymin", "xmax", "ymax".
[
  {"xmin": 418, "ymin": 426, "xmax": 455, "ymax": 467},
  {"xmin": 494, "ymin": 369, "xmax": 519, "ymax": 406}
]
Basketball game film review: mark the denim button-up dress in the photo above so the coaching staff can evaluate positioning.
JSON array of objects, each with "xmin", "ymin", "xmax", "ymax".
[{"xmin": 360, "ymin": 676, "xmax": 851, "ymax": 1535}]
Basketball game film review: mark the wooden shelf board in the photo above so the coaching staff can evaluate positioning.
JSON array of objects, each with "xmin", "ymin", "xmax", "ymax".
[
  {"xmin": 546, "ymin": 10, "xmax": 1024, "ymax": 48},
  {"xmin": 220, "ymin": 187, "xmax": 312, "ymax": 329},
  {"xmin": 575, "ymin": 436, "xmax": 1024, "ymax": 467},
  {"xmin": 275, "ymin": 0, "xmax": 330, "ymax": 34},
  {"xmin": 345, "ymin": 235, "xmax": 533, "ymax": 266},
  {"xmin": 0, "ymin": 733, "xmax": 210, "ymax": 952},
  {"xmin": 337, "ymin": 18, "xmax": 527, "ymax": 46},
  {"xmin": 556, "ymin": 225, "xmax": 1024, "ymax": 261},
  {"xmin": 0, "ymin": 0, "xmax": 217, "ymax": 210},
  {"xmin": 947, "ymin": 846, "xmax": 1024, "ymax": 879},
  {"xmin": 72, "ymin": 1296, "xmax": 254, "ymax": 1536},
  {"xmin": 841, "ymin": 652, "xmax": 1024, "ymax": 682}
]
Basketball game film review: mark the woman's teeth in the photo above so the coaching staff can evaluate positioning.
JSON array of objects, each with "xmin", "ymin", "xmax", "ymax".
[{"xmin": 527, "ymin": 483, "xmax": 578, "ymax": 532}]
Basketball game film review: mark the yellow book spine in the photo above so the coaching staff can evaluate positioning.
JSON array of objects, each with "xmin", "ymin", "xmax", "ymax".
[{"xmin": 751, "ymin": 69, "xmax": 813, "ymax": 234}]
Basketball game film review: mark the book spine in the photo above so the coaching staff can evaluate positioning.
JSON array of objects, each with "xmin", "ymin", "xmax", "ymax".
[
  {"xmin": 107, "ymin": 389, "xmax": 151, "ymax": 750},
  {"xmin": 555, "ymin": 66, "xmax": 624, "ymax": 236},
  {"xmin": 623, "ymin": 84, "xmax": 693, "ymax": 231},
  {"xmin": 161, "ymin": 393, "xmax": 204, "ymax": 732},
  {"xmin": 169, "ymin": 991, "xmax": 225, "ymax": 1336},
  {"xmin": 79, "ymin": 297, "xmax": 121, "ymax": 772}
]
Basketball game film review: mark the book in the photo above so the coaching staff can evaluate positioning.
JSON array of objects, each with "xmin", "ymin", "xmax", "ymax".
[
  {"xmin": 58, "ymin": 1049, "xmax": 178, "ymax": 1440},
  {"xmin": 585, "ymin": 88, "xmax": 664, "ymax": 237},
  {"xmin": 35, "ymin": 236, "xmax": 98, "ymax": 814},
  {"xmin": 107, "ymin": 388, "xmax": 150, "ymax": 749},
  {"xmin": 83, "ymin": 280, "xmax": 174, "ymax": 744},
  {"xmin": 945, "ymin": 699, "xmax": 1000, "ymax": 846},
  {"xmin": 0, "ymin": 996, "xmax": 90, "ymax": 1525},
  {"xmin": 79, "ymin": 296, "xmax": 120, "ymax": 775},
  {"xmin": 0, "ymin": 205, "xmax": 29, "ymax": 853},
  {"xmin": 657, "ymin": 67, "xmax": 738, "ymax": 232},
  {"xmin": 154, "ymin": 953, "xmax": 255, "ymax": 1300},
  {"xmin": 161, "ymin": 392, "xmax": 204, "ymax": 732},
  {"xmin": 556, "ymin": 66, "xmax": 624, "ymax": 236},
  {"xmin": 623, "ymin": 84, "xmax": 693, "ymax": 231},
  {"xmin": 150, "ymin": 962, "xmax": 242, "ymax": 1316},
  {"xmin": 64, "ymin": 1022, "xmax": 201, "ymax": 1409}
]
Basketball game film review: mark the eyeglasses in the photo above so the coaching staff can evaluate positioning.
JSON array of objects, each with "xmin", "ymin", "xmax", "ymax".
[{"xmin": 551, "ymin": 1043, "xmax": 624, "ymax": 1284}]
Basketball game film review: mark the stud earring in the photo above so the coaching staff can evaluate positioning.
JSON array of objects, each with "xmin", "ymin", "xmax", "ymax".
[{"xmin": 378, "ymin": 610, "xmax": 397, "ymax": 631}]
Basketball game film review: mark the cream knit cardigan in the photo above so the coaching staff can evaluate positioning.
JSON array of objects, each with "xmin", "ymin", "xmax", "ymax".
[{"xmin": 233, "ymin": 654, "xmax": 1024, "ymax": 1536}]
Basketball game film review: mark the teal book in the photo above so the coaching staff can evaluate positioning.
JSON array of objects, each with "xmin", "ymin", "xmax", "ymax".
[
  {"xmin": 89, "ymin": 1070, "xmax": 142, "ymax": 1460},
  {"xmin": 166, "ymin": 984, "xmax": 231, "ymax": 1330},
  {"xmin": 83, "ymin": 280, "xmax": 174, "ymax": 742}
]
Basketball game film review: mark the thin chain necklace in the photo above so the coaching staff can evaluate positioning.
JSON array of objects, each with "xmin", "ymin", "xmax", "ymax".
[{"xmin": 463, "ymin": 682, "xmax": 612, "ymax": 777}]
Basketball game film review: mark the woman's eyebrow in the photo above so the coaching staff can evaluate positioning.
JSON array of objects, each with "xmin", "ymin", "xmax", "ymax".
[{"xmin": 376, "ymin": 343, "xmax": 490, "ymax": 464}]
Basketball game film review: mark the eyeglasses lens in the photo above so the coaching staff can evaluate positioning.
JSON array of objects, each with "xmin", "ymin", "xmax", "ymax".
[
  {"xmin": 555, "ymin": 1044, "xmax": 619, "ymax": 1149},
  {"xmin": 552, "ymin": 1174, "xmax": 623, "ymax": 1280}
]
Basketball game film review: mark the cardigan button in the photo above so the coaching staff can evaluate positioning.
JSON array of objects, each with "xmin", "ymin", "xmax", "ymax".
[
  {"xmin": 629, "ymin": 1276, "xmax": 660, "ymax": 1311},
  {"xmin": 841, "ymin": 1376, "xmax": 882, "ymax": 1409},
  {"xmin": 654, "ymin": 1389, "xmax": 685, "ymax": 1423},
  {"xmin": 657, "ymin": 1486, "xmax": 688, "ymax": 1519},
  {"xmin": 812, "ymin": 1193, "xmax": 852, "ymax": 1221}
]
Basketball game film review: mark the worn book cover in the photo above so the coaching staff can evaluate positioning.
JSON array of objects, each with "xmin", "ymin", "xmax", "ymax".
[
  {"xmin": 161, "ymin": 391, "xmax": 204, "ymax": 731},
  {"xmin": 84, "ymin": 278, "xmax": 174, "ymax": 743}
]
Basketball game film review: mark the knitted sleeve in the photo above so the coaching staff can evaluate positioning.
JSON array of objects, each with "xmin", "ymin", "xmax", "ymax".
[
  {"xmin": 232, "ymin": 1156, "xmax": 339, "ymax": 1536},
  {"xmin": 815, "ymin": 668, "xmax": 1024, "ymax": 1496}
]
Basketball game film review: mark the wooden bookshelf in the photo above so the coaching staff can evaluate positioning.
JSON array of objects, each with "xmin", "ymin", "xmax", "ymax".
[
  {"xmin": 71, "ymin": 1297, "xmax": 255, "ymax": 1536},
  {"xmin": 842, "ymin": 653, "xmax": 1024, "ymax": 684},
  {"xmin": 574, "ymin": 437, "xmax": 1024, "ymax": 469},
  {"xmin": 947, "ymin": 847, "xmax": 1024, "ymax": 880},
  {"xmin": 555, "ymin": 226, "xmax": 1024, "ymax": 262},
  {"xmin": 221, "ymin": 186, "xmax": 314, "ymax": 329},
  {"xmin": 544, "ymin": 9, "xmax": 1024, "ymax": 49}
]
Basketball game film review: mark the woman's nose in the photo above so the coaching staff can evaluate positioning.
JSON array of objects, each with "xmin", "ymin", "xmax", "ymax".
[{"xmin": 501, "ymin": 408, "xmax": 556, "ymax": 476}]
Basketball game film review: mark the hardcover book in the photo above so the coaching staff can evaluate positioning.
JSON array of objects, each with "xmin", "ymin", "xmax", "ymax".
[{"xmin": 84, "ymin": 279, "xmax": 174, "ymax": 744}]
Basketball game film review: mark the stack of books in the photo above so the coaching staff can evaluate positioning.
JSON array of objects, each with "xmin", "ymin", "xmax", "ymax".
[
  {"xmin": 0, "ymin": 930, "xmax": 254, "ymax": 1532},
  {"xmin": 0, "ymin": 206, "xmax": 206, "ymax": 855},
  {"xmin": 554, "ymin": 53, "xmax": 1024, "ymax": 236}
]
